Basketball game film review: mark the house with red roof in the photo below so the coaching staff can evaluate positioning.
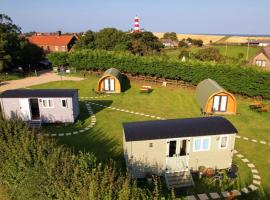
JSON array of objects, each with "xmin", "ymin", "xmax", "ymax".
[{"xmin": 28, "ymin": 32, "xmax": 78, "ymax": 53}]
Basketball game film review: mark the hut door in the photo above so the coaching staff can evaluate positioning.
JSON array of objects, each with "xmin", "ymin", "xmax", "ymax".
[
  {"xmin": 109, "ymin": 79, "xmax": 115, "ymax": 91},
  {"xmin": 104, "ymin": 79, "xmax": 109, "ymax": 91},
  {"xmin": 104, "ymin": 78, "xmax": 115, "ymax": 91},
  {"xmin": 220, "ymin": 96, "xmax": 228, "ymax": 112},
  {"xmin": 19, "ymin": 98, "xmax": 31, "ymax": 121},
  {"xmin": 213, "ymin": 96, "xmax": 227, "ymax": 112}
]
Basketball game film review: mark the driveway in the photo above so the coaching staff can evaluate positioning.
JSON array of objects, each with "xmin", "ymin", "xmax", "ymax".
[{"xmin": 0, "ymin": 72, "xmax": 84, "ymax": 92}]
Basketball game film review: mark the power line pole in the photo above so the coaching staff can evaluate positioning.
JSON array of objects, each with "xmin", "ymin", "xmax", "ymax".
[{"xmin": 225, "ymin": 41, "xmax": 228, "ymax": 57}]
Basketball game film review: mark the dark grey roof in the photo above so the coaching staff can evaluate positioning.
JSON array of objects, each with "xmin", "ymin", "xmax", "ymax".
[
  {"xmin": 0, "ymin": 89, "xmax": 78, "ymax": 98},
  {"xmin": 123, "ymin": 117, "xmax": 237, "ymax": 142},
  {"xmin": 103, "ymin": 68, "xmax": 122, "ymax": 80}
]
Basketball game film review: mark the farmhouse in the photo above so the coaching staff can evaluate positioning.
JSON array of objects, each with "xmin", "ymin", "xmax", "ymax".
[
  {"xmin": 251, "ymin": 47, "xmax": 270, "ymax": 68},
  {"xmin": 123, "ymin": 116, "xmax": 237, "ymax": 188},
  {"xmin": 97, "ymin": 68, "xmax": 123, "ymax": 93},
  {"xmin": 0, "ymin": 89, "xmax": 79, "ymax": 125},
  {"xmin": 196, "ymin": 79, "xmax": 237, "ymax": 114},
  {"xmin": 28, "ymin": 32, "xmax": 77, "ymax": 53},
  {"xmin": 160, "ymin": 38, "xmax": 178, "ymax": 47}
]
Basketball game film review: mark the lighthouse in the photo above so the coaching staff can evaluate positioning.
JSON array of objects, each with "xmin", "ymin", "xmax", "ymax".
[{"xmin": 133, "ymin": 15, "xmax": 140, "ymax": 33}]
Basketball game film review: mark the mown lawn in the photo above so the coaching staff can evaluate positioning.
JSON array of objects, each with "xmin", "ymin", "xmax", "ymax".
[
  {"xmin": 163, "ymin": 45, "xmax": 261, "ymax": 60},
  {"xmin": 30, "ymin": 74, "xmax": 270, "ymax": 199}
]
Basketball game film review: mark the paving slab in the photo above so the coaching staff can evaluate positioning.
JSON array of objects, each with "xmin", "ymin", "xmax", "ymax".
[
  {"xmin": 248, "ymin": 184, "xmax": 258, "ymax": 191},
  {"xmin": 221, "ymin": 191, "xmax": 229, "ymax": 198},
  {"xmin": 236, "ymin": 154, "xmax": 244, "ymax": 158},
  {"xmin": 247, "ymin": 163, "xmax": 255, "ymax": 168},
  {"xmin": 209, "ymin": 192, "xmax": 220, "ymax": 199},
  {"xmin": 186, "ymin": 195, "xmax": 197, "ymax": 200},
  {"xmin": 241, "ymin": 187, "xmax": 249, "ymax": 194},
  {"xmin": 241, "ymin": 158, "xmax": 249, "ymax": 163},
  {"xmin": 197, "ymin": 193, "xmax": 208, "ymax": 200},
  {"xmin": 253, "ymin": 174, "xmax": 261, "ymax": 180},
  {"xmin": 252, "ymin": 169, "xmax": 259, "ymax": 174},
  {"xmin": 253, "ymin": 180, "xmax": 261, "ymax": 186}
]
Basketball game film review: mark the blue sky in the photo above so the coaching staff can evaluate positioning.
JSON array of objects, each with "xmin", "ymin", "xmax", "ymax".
[{"xmin": 1, "ymin": 0, "xmax": 269, "ymax": 35}]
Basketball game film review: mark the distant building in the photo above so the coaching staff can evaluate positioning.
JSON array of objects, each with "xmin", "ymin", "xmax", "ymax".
[
  {"xmin": 28, "ymin": 31, "xmax": 78, "ymax": 53},
  {"xmin": 160, "ymin": 39, "xmax": 178, "ymax": 48},
  {"xmin": 251, "ymin": 47, "xmax": 270, "ymax": 68},
  {"xmin": 248, "ymin": 39, "xmax": 270, "ymax": 47}
]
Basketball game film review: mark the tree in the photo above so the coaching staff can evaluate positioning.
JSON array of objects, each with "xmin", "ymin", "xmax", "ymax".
[
  {"xmin": 178, "ymin": 39, "xmax": 188, "ymax": 48},
  {"xmin": 194, "ymin": 47, "xmax": 223, "ymax": 62},
  {"xmin": 163, "ymin": 32, "xmax": 178, "ymax": 41},
  {"xmin": 95, "ymin": 28, "xmax": 131, "ymax": 50},
  {"xmin": 47, "ymin": 52, "xmax": 69, "ymax": 67},
  {"xmin": 75, "ymin": 30, "xmax": 96, "ymax": 49},
  {"xmin": 0, "ymin": 14, "xmax": 21, "ymax": 71},
  {"xmin": 130, "ymin": 32, "xmax": 163, "ymax": 56},
  {"xmin": 192, "ymin": 39, "xmax": 203, "ymax": 47}
]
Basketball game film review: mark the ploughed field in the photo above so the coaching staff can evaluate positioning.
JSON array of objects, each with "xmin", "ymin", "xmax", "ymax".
[{"xmin": 30, "ymin": 73, "xmax": 270, "ymax": 199}]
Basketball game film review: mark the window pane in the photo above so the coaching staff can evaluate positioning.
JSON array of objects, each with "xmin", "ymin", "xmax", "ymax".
[
  {"xmin": 202, "ymin": 138, "xmax": 209, "ymax": 150},
  {"xmin": 221, "ymin": 136, "xmax": 227, "ymax": 148},
  {"xmin": 62, "ymin": 100, "xmax": 67, "ymax": 107},
  {"xmin": 43, "ymin": 100, "xmax": 47, "ymax": 107},
  {"xmin": 48, "ymin": 100, "xmax": 53, "ymax": 107},
  {"xmin": 169, "ymin": 141, "xmax": 176, "ymax": 157},
  {"xmin": 194, "ymin": 139, "xmax": 201, "ymax": 151}
]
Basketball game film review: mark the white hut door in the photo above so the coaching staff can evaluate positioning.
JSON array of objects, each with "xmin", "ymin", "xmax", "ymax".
[
  {"xmin": 19, "ymin": 98, "xmax": 31, "ymax": 121},
  {"xmin": 104, "ymin": 79, "xmax": 109, "ymax": 91},
  {"xmin": 109, "ymin": 79, "xmax": 115, "ymax": 91},
  {"xmin": 220, "ymin": 96, "xmax": 228, "ymax": 112},
  {"xmin": 213, "ymin": 96, "xmax": 220, "ymax": 112}
]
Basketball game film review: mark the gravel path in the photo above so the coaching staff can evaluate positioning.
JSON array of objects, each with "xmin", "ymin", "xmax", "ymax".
[{"xmin": 0, "ymin": 72, "xmax": 84, "ymax": 92}]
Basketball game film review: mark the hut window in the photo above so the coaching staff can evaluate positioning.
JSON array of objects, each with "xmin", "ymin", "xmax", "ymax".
[
  {"xmin": 149, "ymin": 143, "xmax": 153, "ymax": 148},
  {"xmin": 61, "ymin": 99, "xmax": 68, "ymax": 108},
  {"xmin": 193, "ymin": 137, "xmax": 211, "ymax": 152},
  {"xmin": 219, "ymin": 135, "xmax": 229, "ymax": 149},
  {"xmin": 42, "ymin": 99, "xmax": 54, "ymax": 108},
  {"xmin": 213, "ymin": 96, "xmax": 228, "ymax": 112},
  {"xmin": 168, "ymin": 140, "xmax": 177, "ymax": 157}
]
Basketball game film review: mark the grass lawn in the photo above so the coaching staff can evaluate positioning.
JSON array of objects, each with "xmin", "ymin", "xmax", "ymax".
[
  {"xmin": 30, "ymin": 74, "xmax": 270, "ymax": 199},
  {"xmin": 163, "ymin": 45, "xmax": 261, "ymax": 60}
]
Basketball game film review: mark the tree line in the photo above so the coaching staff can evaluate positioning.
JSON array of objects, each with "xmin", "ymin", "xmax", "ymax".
[
  {"xmin": 48, "ymin": 49, "xmax": 270, "ymax": 99},
  {"xmin": 75, "ymin": 28, "xmax": 164, "ymax": 56},
  {"xmin": 0, "ymin": 14, "xmax": 44, "ymax": 72}
]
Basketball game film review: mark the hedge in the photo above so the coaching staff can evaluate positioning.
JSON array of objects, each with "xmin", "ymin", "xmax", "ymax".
[{"xmin": 48, "ymin": 50, "xmax": 270, "ymax": 99}]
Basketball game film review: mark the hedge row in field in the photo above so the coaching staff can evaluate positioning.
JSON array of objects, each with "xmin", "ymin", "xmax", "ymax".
[{"xmin": 48, "ymin": 50, "xmax": 270, "ymax": 99}]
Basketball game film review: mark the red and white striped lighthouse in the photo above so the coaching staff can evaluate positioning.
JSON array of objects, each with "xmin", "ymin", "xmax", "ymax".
[{"xmin": 133, "ymin": 15, "xmax": 140, "ymax": 32}]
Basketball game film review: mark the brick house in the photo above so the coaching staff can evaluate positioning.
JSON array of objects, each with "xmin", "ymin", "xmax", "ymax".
[{"xmin": 28, "ymin": 32, "xmax": 78, "ymax": 53}]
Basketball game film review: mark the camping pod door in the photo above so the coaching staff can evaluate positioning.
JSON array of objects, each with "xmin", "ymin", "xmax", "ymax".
[
  {"xmin": 166, "ymin": 138, "xmax": 190, "ymax": 172},
  {"xmin": 104, "ymin": 78, "xmax": 115, "ymax": 92}
]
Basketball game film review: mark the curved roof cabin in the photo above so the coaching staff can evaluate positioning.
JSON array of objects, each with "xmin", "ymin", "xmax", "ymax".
[
  {"xmin": 196, "ymin": 79, "xmax": 236, "ymax": 114},
  {"xmin": 97, "ymin": 68, "xmax": 122, "ymax": 93}
]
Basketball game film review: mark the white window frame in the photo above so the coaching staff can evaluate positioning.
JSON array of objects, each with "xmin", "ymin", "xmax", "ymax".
[
  {"xmin": 61, "ymin": 98, "xmax": 68, "ymax": 108},
  {"xmin": 219, "ymin": 135, "xmax": 229, "ymax": 149},
  {"xmin": 193, "ymin": 136, "xmax": 211, "ymax": 152},
  {"xmin": 41, "ymin": 99, "xmax": 54, "ymax": 108}
]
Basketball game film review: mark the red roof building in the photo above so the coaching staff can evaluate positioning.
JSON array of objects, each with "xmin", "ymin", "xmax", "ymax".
[{"xmin": 28, "ymin": 33, "xmax": 78, "ymax": 53}]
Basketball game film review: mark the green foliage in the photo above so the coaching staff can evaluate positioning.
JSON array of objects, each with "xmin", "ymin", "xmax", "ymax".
[
  {"xmin": 47, "ymin": 52, "xmax": 69, "ymax": 67},
  {"xmin": 75, "ymin": 30, "xmax": 96, "ymax": 49},
  {"xmin": 163, "ymin": 32, "xmax": 178, "ymax": 41},
  {"xmin": 48, "ymin": 49, "xmax": 270, "ymax": 98},
  {"xmin": 178, "ymin": 40, "xmax": 188, "ymax": 48},
  {"xmin": 194, "ymin": 47, "xmax": 223, "ymax": 62},
  {"xmin": 0, "ymin": 117, "xmax": 166, "ymax": 199},
  {"xmin": 178, "ymin": 49, "xmax": 190, "ymax": 60}
]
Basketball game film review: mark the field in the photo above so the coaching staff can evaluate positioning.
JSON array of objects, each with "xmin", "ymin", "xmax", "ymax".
[
  {"xmin": 163, "ymin": 45, "xmax": 261, "ymax": 60},
  {"xmin": 30, "ymin": 74, "xmax": 270, "ymax": 199}
]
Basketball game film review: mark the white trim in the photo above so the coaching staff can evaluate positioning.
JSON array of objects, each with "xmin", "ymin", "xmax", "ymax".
[
  {"xmin": 219, "ymin": 135, "xmax": 229, "ymax": 149},
  {"xmin": 41, "ymin": 98, "xmax": 54, "ymax": 108},
  {"xmin": 193, "ymin": 136, "xmax": 211, "ymax": 152},
  {"xmin": 61, "ymin": 98, "xmax": 68, "ymax": 108}
]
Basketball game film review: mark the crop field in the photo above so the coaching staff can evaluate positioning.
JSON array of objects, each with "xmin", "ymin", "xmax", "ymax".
[{"xmin": 30, "ymin": 74, "xmax": 270, "ymax": 199}]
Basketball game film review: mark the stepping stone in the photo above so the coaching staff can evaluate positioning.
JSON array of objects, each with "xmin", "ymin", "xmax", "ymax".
[
  {"xmin": 186, "ymin": 196, "xmax": 197, "ymax": 200},
  {"xmin": 251, "ymin": 139, "xmax": 257, "ymax": 142},
  {"xmin": 221, "ymin": 191, "xmax": 229, "ymax": 198},
  {"xmin": 130, "ymin": 111, "xmax": 134, "ymax": 113},
  {"xmin": 156, "ymin": 117, "xmax": 161, "ymax": 120},
  {"xmin": 231, "ymin": 190, "xmax": 241, "ymax": 196},
  {"xmin": 84, "ymin": 127, "xmax": 90, "ymax": 130},
  {"xmin": 79, "ymin": 130, "xmax": 85, "ymax": 133},
  {"xmin": 248, "ymin": 184, "xmax": 258, "ymax": 191},
  {"xmin": 161, "ymin": 118, "xmax": 166, "ymax": 120},
  {"xmin": 253, "ymin": 180, "xmax": 261, "ymax": 186},
  {"xmin": 140, "ymin": 113, "xmax": 145, "ymax": 116},
  {"xmin": 232, "ymin": 150, "xmax": 238, "ymax": 154},
  {"xmin": 235, "ymin": 135, "xmax": 241, "ymax": 138},
  {"xmin": 241, "ymin": 158, "xmax": 249, "ymax": 163},
  {"xmin": 197, "ymin": 193, "xmax": 209, "ymax": 200},
  {"xmin": 59, "ymin": 133, "xmax": 64, "ymax": 136},
  {"xmin": 253, "ymin": 174, "xmax": 261, "ymax": 180},
  {"xmin": 209, "ymin": 192, "xmax": 220, "ymax": 199},
  {"xmin": 51, "ymin": 134, "xmax": 56, "ymax": 137},
  {"xmin": 145, "ymin": 114, "xmax": 150, "ymax": 117},
  {"xmin": 73, "ymin": 131, "xmax": 78, "ymax": 134},
  {"xmin": 236, "ymin": 154, "xmax": 244, "ymax": 158},
  {"xmin": 66, "ymin": 132, "xmax": 71, "ymax": 136},
  {"xmin": 150, "ymin": 116, "xmax": 156, "ymax": 118},
  {"xmin": 252, "ymin": 169, "xmax": 259, "ymax": 174},
  {"xmin": 260, "ymin": 141, "xmax": 266, "ymax": 144},
  {"xmin": 243, "ymin": 137, "xmax": 249, "ymax": 140},
  {"xmin": 241, "ymin": 187, "xmax": 249, "ymax": 194},
  {"xmin": 44, "ymin": 134, "xmax": 49, "ymax": 137},
  {"xmin": 248, "ymin": 163, "xmax": 255, "ymax": 168}
]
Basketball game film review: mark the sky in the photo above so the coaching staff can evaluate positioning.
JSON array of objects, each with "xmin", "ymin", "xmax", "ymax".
[{"xmin": 1, "ymin": 0, "xmax": 269, "ymax": 35}]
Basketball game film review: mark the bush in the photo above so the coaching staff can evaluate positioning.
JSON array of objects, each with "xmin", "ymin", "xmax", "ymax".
[
  {"xmin": 194, "ymin": 47, "xmax": 223, "ymax": 62},
  {"xmin": 48, "ymin": 50, "xmax": 270, "ymax": 99}
]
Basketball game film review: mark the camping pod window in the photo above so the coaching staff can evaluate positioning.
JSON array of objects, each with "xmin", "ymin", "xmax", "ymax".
[
  {"xmin": 61, "ymin": 99, "xmax": 68, "ymax": 108},
  {"xmin": 193, "ymin": 137, "xmax": 211, "ymax": 152},
  {"xmin": 219, "ymin": 135, "xmax": 229, "ymax": 149},
  {"xmin": 212, "ymin": 96, "xmax": 228, "ymax": 112},
  {"xmin": 42, "ymin": 99, "xmax": 54, "ymax": 108},
  {"xmin": 168, "ymin": 140, "xmax": 177, "ymax": 157}
]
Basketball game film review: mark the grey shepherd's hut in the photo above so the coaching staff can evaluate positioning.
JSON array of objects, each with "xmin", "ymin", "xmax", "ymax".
[
  {"xmin": 123, "ymin": 116, "xmax": 237, "ymax": 188},
  {"xmin": 0, "ymin": 89, "xmax": 80, "ymax": 124}
]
